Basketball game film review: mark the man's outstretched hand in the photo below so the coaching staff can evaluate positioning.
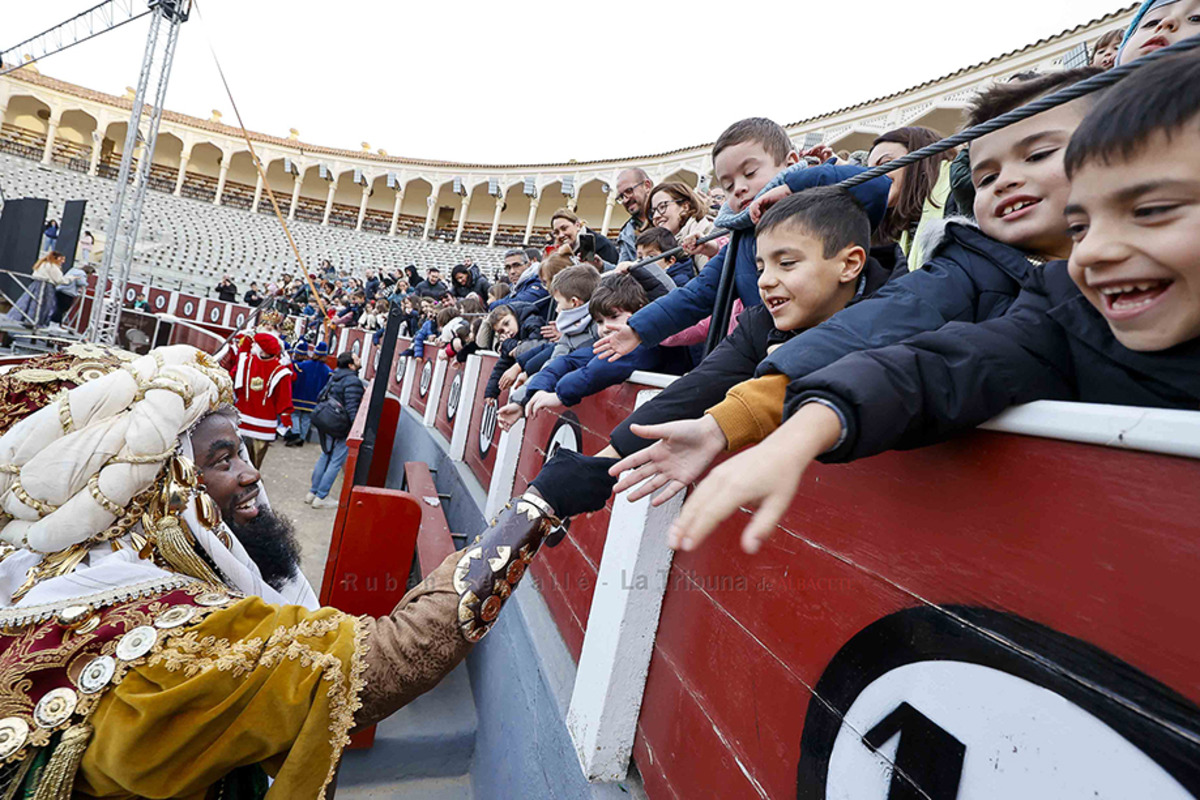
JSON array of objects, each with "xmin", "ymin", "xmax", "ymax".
[
  {"xmin": 593, "ymin": 325, "xmax": 641, "ymax": 361},
  {"xmin": 609, "ymin": 416, "xmax": 728, "ymax": 505}
]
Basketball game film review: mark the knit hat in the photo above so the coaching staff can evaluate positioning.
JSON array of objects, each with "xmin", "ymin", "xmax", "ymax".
[
  {"xmin": 1118, "ymin": 0, "xmax": 1180, "ymax": 64},
  {"xmin": 293, "ymin": 340, "xmax": 309, "ymax": 356},
  {"xmin": 314, "ymin": 341, "xmax": 329, "ymax": 356}
]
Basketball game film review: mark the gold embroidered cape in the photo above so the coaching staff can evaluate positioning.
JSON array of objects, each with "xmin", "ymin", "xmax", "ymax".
[{"xmin": 75, "ymin": 596, "xmax": 367, "ymax": 800}]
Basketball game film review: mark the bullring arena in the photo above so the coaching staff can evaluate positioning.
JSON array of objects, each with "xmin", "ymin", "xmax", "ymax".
[{"xmin": 2, "ymin": 2, "xmax": 1200, "ymax": 799}]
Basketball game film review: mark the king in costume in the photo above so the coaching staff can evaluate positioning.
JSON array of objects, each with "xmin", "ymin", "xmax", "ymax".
[{"xmin": 0, "ymin": 343, "xmax": 608, "ymax": 798}]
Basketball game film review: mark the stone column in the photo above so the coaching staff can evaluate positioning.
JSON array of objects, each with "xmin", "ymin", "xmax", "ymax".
[
  {"xmin": 355, "ymin": 184, "xmax": 371, "ymax": 231},
  {"xmin": 388, "ymin": 188, "xmax": 404, "ymax": 236},
  {"xmin": 88, "ymin": 131, "xmax": 102, "ymax": 176},
  {"xmin": 422, "ymin": 194, "xmax": 436, "ymax": 240},
  {"xmin": 523, "ymin": 198, "xmax": 539, "ymax": 246},
  {"xmin": 321, "ymin": 178, "xmax": 337, "ymax": 226},
  {"xmin": 41, "ymin": 113, "xmax": 61, "ymax": 164},
  {"xmin": 251, "ymin": 169, "xmax": 264, "ymax": 213},
  {"xmin": 487, "ymin": 195, "xmax": 505, "ymax": 247},
  {"xmin": 454, "ymin": 194, "xmax": 471, "ymax": 244},
  {"xmin": 173, "ymin": 147, "xmax": 192, "ymax": 196},
  {"xmin": 601, "ymin": 191, "xmax": 618, "ymax": 238},
  {"xmin": 288, "ymin": 172, "xmax": 302, "ymax": 220},
  {"xmin": 213, "ymin": 160, "xmax": 230, "ymax": 206}
]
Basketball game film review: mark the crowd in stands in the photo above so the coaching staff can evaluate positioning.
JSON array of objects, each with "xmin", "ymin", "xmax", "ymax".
[{"xmin": 404, "ymin": 9, "xmax": 1200, "ymax": 557}]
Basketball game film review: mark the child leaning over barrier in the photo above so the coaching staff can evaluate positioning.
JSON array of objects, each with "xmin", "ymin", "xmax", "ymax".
[
  {"xmin": 612, "ymin": 67, "xmax": 1105, "ymax": 505},
  {"xmin": 503, "ymin": 265, "xmax": 604, "ymax": 409},
  {"xmin": 592, "ymin": 117, "xmax": 892, "ymax": 361},
  {"xmin": 499, "ymin": 273, "xmax": 694, "ymax": 427},
  {"xmin": 482, "ymin": 300, "xmax": 549, "ymax": 401},
  {"xmin": 669, "ymin": 49, "xmax": 1200, "ymax": 555}
]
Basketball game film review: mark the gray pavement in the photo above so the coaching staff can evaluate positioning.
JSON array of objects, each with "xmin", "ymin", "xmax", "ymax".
[{"xmin": 258, "ymin": 437, "xmax": 344, "ymax": 594}]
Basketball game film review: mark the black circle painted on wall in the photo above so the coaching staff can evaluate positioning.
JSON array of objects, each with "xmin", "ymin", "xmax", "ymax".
[{"xmin": 796, "ymin": 605, "xmax": 1200, "ymax": 799}]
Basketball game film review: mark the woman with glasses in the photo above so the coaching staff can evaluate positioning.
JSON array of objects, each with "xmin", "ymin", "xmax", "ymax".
[
  {"xmin": 549, "ymin": 208, "xmax": 620, "ymax": 266},
  {"xmin": 647, "ymin": 182, "xmax": 717, "ymax": 270}
]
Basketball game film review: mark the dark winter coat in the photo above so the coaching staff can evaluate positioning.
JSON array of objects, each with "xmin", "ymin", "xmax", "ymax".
[
  {"xmin": 628, "ymin": 164, "xmax": 892, "ymax": 347},
  {"xmin": 759, "ymin": 220, "xmax": 1041, "ymax": 382},
  {"xmin": 788, "ymin": 260, "xmax": 1200, "ymax": 462},
  {"xmin": 523, "ymin": 341, "xmax": 693, "ymax": 407}
]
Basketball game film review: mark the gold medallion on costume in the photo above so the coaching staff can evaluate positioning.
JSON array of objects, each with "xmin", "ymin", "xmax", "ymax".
[{"xmin": 250, "ymin": 377, "xmax": 265, "ymax": 391}]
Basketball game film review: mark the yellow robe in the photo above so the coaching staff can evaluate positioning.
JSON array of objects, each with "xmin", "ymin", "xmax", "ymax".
[{"xmin": 77, "ymin": 598, "xmax": 367, "ymax": 800}]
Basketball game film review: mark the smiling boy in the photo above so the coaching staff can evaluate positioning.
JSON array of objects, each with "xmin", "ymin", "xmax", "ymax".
[
  {"xmin": 612, "ymin": 68, "xmax": 1106, "ymax": 504},
  {"xmin": 670, "ymin": 49, "xmax": 1200, "ymax": 555}
]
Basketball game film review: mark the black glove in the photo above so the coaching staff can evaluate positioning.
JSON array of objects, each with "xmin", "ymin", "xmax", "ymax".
[{"xmin": 529, "ymin": 449, "xmax": 618, "ymax": 519}]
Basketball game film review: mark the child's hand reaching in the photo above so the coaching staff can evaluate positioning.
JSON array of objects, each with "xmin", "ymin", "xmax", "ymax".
[
  {"xmin": 667, "ymin": 403, "xmax": 842, "ymax": 554},
  {"xmin": 527, "ymin": 391, "xmax": 565, "ymax": 418},
  {"xmin": 746, "ymin": 185, "xmax": 792, "ymax": 224},
  {"xmin": 609, "ymin": 416, "xmax": 728, "ymax": 505},
  {"xmin": 498, "ymin": 362, "xmax": 522, "ymax": 391},
  {"xmin": 594, "ymin": 325, "xmax": 641, "ymax": 361},
  {"xmin": 512, "ymin": 370, "xmax": 529, "ymax": 391},
  {"xmin": 497, "ymin": 402, "xmax": 524, "ymax": 430},
  {"xmin": 680, "ymin": 234, "xmax": 721, "ymax": 260}
]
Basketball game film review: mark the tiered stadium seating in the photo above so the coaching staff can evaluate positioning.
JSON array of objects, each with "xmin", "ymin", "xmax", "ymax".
[{"xmin": 0, "ymin": 153, "xmax": 509, "ymax": 295}]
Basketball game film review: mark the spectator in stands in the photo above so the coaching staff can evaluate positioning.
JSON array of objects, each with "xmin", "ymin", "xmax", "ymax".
[
  {"xmin": 216, "ymin": 275, "xmax": 238, "ymax": 302},
  {"xmin": 364, "ymin": 268, "xmax": 381, "ymax": 301},
  {"xmin": 495, "ymin": 248, "xmax": 550, "ymax": 309},
  {"xmin": 524, "ymin": 247, "xmax": 543, "ymax": 265},
  {"xmin": 404, "ymin": 264, "xmax": 421, "ymax": 286},
  {"xmin": 500, "ymin": 265, "xmax": 603, "ymax": 415},
  {"xmin": 133, "ymin": 293, "xmax": 150, "ymax": 312},
  {"xmin": 393, "ymin": 297, "xmax": 415, "ymax": 336},
  {"xmin": 307, "ymin": 351, "xmax": 363, "ymax": 510},
  {"xmin": 867, "ymin": 126, "xmax": 954, "ymax": 271},
  {"xmin": 594, "ymin": 117, "xmax": 891, "ymax": 362},
  {"xmin": 41, "ymin": 219, "xmax": 58, "ymax": 253},
  {"xmin": 1116, "ymin": 0, "xmax": 1199, "ymax": 65},
  {"xmin": 612, "ymin": 168, "xmax": 654, "ymax": 264},
  {"xmin": 1091, "ymin": 29, "xmax": 1123, "ymax": 68},
  {"xmin": 488, "ymin": 282, "xmax": 510, "ymax": 307},
  {"xmin": 615, "ymin": 69, "xmax": 1101, "ymax": 504},
  {"xmin": 359, "ymin": 300, "xmax": 382, "ymax": 332},
  {"xmin": 483, "ymin": 301, "xmax": 548, "ymax": 400},
  {"xmin": 415, "ymin": 267, "xmax": 451, "ymax": 300},
  {"xmin": 667, "ymin": 49, "xmax": 1200, "ymax": 554},
  {"xmin": 550, "ymin": 209, "xmax": 619, "ymax": 266},
  {"xmin": 706, "ymin": 186, "xmax": 726, "ymax": 217},
  {"xmin": 79, "ymin": 230, "xmax": 94, "ymax": 264},
  {"xmin": 244, "ymin": 282, "xmax": 263, "ymax": 306},
  {"xmin": 635, "ymin": 227, "xmax": 697, "ymax": 288},
  {"xmin": 332, "ymin": 291, "xmax": 365, "ymax": 332},
  {"xmin": 49, "ymin": 262, "xmax": 91, "ymax": 329},
  {"xmin": 285, "ymin": 340, "xmax": 331, "ymax": 448},
  {"xmin": 320, "ymin": 259, "xmax": 336, "ymax": 280},
  {"xmin": 7, "ymin": 251, "xmax": 67, "ymax": 328},
  {"xmin": 648, "ymin": 182, "xmax": 715, "ymax": 269},
  {"xmin": 514, "ymin": 274, "xmax": 693, "ymax": 422},
  {"xmin": 451, "ymin": 263, "xmax": 490, "ymax": 301}
]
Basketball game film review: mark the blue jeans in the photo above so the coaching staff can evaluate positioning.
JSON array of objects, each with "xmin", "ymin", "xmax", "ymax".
[
  {"xmin": 292, "ymin": 411, "xmax": 312, "ymax": 441},
  {"xmin": 310, "ymin": 437, "xmax": 349, "ymax": 499}
]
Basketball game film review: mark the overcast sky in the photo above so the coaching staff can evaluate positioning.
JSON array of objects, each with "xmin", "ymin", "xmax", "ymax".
[{"xmin": 6, "ymin": 0, "xmax": 1128, "ymax": 164}]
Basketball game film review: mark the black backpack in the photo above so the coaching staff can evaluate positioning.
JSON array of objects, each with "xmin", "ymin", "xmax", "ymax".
[{"xmin": 311, "ymin": 374, "xmax": 352, "ymax": 439}]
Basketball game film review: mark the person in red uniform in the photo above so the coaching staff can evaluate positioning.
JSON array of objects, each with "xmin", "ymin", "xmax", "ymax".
[{"xmin": 226, "ymin": 331, "xmax": 294, "ymax": 468}]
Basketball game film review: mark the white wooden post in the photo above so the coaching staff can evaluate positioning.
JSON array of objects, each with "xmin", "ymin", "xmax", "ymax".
[
  {"xmin": 423, "ymin": 358, "xmax": 448, "ymax": 427},
  {"xmin": 449, "ymin": 353, "xmax": 482, "ymax": 461},
  {"xmin": 485, "ymin": 417, "xmax": 525, "ymax": 520},
  {"xmin": 567, "ymin": 389, "xmax": 680, "ymax": 781},
  {"xmin": 398, "ymin": 356, "xmax": 415, "ymax": 405}
]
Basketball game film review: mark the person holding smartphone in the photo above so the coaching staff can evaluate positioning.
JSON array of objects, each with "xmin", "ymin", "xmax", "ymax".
[{"xmin": 549, "ymin": 208, "xmax": 619, "ymax": 267}]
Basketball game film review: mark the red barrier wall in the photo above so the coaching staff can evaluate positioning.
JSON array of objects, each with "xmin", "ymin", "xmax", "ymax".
[{"xmin": 463, "ymin": 353, "xmax": 502, "ymax": 488}]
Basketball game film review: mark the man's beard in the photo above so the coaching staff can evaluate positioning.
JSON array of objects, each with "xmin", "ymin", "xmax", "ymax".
[{"xmin": 226, "ymin": 507, "xmax": 303, "ymax": 591}]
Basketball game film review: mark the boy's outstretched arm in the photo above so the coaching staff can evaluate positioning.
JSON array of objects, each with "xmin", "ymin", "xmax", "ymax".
[
  {"xmin": 668, "ymin": 402, "xmax": 842, "ymax": 554},
  {"xmin": 611, "ymin": 416, "xmax": 729, "ymax": 505}
]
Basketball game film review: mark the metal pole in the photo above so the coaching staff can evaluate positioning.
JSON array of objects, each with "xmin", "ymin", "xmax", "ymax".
[{"xmin": 87, "ymin": 7, "xmax": 162, "ymax": 342}]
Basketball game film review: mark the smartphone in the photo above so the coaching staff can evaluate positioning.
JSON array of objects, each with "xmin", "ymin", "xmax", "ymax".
[{"xmin": 576, "ymin": 232, "xmax": 596, "ymax": 263}]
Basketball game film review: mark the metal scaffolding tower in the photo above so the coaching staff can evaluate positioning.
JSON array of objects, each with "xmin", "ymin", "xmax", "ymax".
[{"xmin": 86, "ymin": 0, "xmax": 190, "ymax": 345}]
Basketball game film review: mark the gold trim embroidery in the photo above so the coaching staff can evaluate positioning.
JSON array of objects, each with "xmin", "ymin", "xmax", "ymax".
[
  {"xmin": 10, "ymin": 477, "xmax": 56, "ymax": 518},
  {"xmin": 87, "ymin": 475, "xmax": 124, "ymax": 518}
]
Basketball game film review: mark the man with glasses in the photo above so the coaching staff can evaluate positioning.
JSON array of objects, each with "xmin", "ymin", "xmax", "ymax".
[{"xmin": 610, "ymin": 167, "xmax": 653, "ymax": 266}]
